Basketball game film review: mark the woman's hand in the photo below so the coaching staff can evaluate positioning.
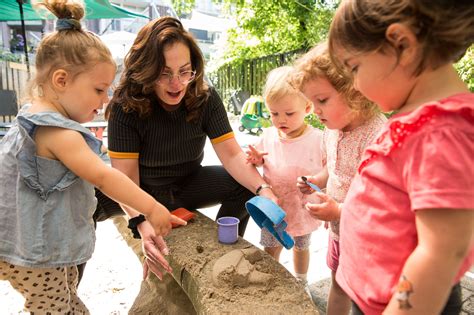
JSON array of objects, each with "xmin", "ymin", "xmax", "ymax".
[
  {"xmin": 258, "ymin": 187, "xmax": 279, "ymax": 205},
  {"xmin": 138, "ymin": 221, "xmax": 173, "ymax": 280},
  {"xmin": 305, "ymin": 192, "xmax": 341, "ymax": 221},
  {"xmin": 245, "ymin": 145, "xmax": 268, "ymax": 166}
]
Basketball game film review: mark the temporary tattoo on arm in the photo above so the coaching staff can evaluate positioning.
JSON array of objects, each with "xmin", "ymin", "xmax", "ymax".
[{"xmin": 394, "ymin": 275, "xmax": 413, "ymax": 310}]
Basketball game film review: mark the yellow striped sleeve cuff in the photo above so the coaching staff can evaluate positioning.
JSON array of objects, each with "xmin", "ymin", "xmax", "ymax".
[
  {"xmin": 107, "ymin": 150, "xmax": 139, "ymax": 159},
  {"xmin": 210, "ymin": 131, "xmax": 235, "ymax": 144}
]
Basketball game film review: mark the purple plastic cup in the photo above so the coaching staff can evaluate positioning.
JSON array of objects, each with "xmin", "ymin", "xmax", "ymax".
[{"xmin": 217, "ymin": 216, "xmax": 240, "ymax": 244}]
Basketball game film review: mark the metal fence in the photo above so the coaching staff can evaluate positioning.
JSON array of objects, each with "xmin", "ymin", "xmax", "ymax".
[{"xmin": 209, "ymin": 48, "xmax": 305, "ymax": 111}]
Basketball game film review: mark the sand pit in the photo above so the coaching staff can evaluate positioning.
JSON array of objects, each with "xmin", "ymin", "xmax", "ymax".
[{"xmin": 114, "ymin": 212, "xmax": 319, "ymax": 314}]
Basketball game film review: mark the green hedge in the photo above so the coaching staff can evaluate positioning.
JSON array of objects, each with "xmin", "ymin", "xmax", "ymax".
[
  {"xmin": 0, "ymin": 49, "xmax": 22, "ymax": 63},
  {"xmin": 455, "ymin": 46, "xmax": 474, "ymax": 92}
]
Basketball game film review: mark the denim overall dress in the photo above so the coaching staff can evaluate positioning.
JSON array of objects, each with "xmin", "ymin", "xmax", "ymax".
[{"xmin": 0, "ymin": 108, "xmax": 101, "ymax": 268}]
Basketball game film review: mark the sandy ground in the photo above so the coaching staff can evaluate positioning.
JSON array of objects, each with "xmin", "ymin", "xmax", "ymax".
[{"xmin": 0, "ymin": 121, "xmax": 331, "ymax": 314}]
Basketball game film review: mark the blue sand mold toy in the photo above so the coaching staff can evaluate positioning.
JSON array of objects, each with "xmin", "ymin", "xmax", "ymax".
[{"xmin": 245, "ymin": 196, "xmax": 294, "ymax": 249}]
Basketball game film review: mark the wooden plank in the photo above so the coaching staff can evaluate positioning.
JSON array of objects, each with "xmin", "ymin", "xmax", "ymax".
[{"xmin": 8, "ymin": 62, "xmax": 28, "ymax": 71}]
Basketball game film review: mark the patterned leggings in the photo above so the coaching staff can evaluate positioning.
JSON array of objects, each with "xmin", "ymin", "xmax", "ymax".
[{"xmin": 0, "ymin": 260, "xmax": 89, "ymax": 314}]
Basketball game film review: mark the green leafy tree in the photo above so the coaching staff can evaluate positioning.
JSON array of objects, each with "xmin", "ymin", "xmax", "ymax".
[
  {"xmin": 196, "ymin": 0, "xmax": 471, "ymax": 120},
  {"xmin": 0, "ymin": 48, "xmax": 21, "ymax": 62},
  {"xmin": 172, "ymin": 0, "xmax": 196, "ymax": 17},
  {"xmin": 455, "ymin": 45, "xmax": 474, "ymax": 92},
  {"xmin": 216, "ymin": 0, "xmax": 335, "ymax": 66}
]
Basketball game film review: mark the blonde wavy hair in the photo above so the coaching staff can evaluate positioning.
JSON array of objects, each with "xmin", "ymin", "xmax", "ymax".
[
  {"xmin": 292, "ymin": 42, "xmax": 378, "ymax": 120},
  {"xmin": 263, "ymin": 66, "xmax": 309, "ymax": 110}
]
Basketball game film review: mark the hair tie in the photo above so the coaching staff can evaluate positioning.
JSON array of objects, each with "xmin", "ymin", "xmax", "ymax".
[{"xmin": 56, "ymin": 18, "xmax": 81, "ymax": 31}]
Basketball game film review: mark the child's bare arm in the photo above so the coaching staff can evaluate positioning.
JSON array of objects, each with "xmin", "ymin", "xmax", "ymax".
[
  {"xmin": 384, "ymin": 208, "xmax": 473, "ymax": 314},
  {"xmin": 110, "ymin": 157, "xmax": 175, "ymax": 279},
  {"xmin": 40, "ymin": 127, "xmax": 185, "ymax": 236}
]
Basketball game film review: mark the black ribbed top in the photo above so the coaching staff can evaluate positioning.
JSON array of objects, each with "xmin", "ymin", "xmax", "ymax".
[{"xmin": 107, "ymin": 88, "xmax": 233, "ymax": 185}]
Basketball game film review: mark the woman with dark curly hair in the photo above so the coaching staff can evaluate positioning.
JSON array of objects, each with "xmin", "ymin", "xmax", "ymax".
[{"xmin": 93, "ymin": 16, "xmax": 276, "ymax": 298}]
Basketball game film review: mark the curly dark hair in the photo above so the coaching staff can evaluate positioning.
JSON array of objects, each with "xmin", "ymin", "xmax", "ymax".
[{"xmin": 106, "ymin": 16, "xmax": 209, "ymax": 122}]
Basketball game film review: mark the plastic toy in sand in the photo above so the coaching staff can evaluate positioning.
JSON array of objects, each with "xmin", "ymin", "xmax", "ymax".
[
  {"xmin": 171, "ymin": 207, "xmax": 194, "ymax": 228},
  {"xmin": 217, "ymin": 216, "xmax": 240, "ymax": 244}
]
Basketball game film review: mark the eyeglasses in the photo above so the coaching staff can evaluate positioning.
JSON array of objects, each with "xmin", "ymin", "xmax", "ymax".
[{"xmin": 157, "ymin": 70, "xmax": 196, "ymax": 85}]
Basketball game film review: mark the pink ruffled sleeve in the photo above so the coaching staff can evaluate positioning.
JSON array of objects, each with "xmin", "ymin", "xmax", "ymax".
[{"xmin": 402, "ymin": 125, "xmax": 474, "ymax": 211}]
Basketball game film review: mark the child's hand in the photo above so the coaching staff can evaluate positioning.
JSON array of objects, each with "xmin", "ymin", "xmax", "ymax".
[
  {"xmin": 146, "ymin": 204, "xmax": 186, "ymax": 236},
  {"xmin": 305, "ymin": 192, "xmax": 341, "ymax": 221},
  {"xmin": 297, "ymin": 175, "xmax": 317, "ymax": 194},
  {"xmin": 170, "ymin": 214, "xmax": 188, "ymax": 228},
  {"xmin": 245, "ymin": 145, "xmax": 268, "ymax": 166}
]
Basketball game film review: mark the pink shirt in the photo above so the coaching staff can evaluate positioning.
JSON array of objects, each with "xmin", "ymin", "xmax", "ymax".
[
  {"xmin": 336, "ymin": 93, "xmax": 474, "ymax": 315},
  {"xmin": 255, "ymin": 126, "xmax": 324, "ymax": 236},
  {"xmin": 323, "ymin": 114, "xmax": 387, "ymax": 240}
]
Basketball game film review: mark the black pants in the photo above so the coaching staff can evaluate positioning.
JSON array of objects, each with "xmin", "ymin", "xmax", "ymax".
[
  {"xmin": 351, "ymin": 282, "xmax": 462, "ymax": 314},
  {"xmin": 94, "ymin": 165, "xmax": 253, "ymax": 236}
]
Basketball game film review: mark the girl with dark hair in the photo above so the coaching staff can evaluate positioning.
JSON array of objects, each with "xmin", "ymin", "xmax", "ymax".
[{"xmin": 328, "ymin": 0, "xmax": 473, "ymax": 314}]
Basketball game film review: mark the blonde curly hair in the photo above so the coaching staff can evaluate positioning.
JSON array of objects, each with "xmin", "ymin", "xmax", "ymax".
[{"xmin": 292, "ymin": 42, "xmax": 378, "ymax": 120}]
